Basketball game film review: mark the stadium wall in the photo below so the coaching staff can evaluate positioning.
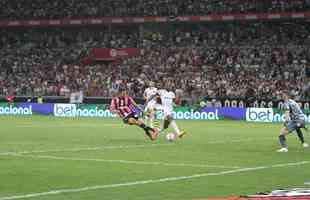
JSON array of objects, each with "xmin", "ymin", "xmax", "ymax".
[{"xmin": 1, "ymin": 103, "xmax": 309, "ymax": 123}]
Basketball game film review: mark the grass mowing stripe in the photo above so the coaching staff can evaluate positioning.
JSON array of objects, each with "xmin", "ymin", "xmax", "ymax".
[
  {"xmin": 0, "ymin": 160, "xmax": 309, "ymax": 200},
  {"xmin": 2, "ymin": 154, "xmax": 243, "ymax": 169},
  {"xmin": 15, "ymin": 124, "xmax": 122, "ymax": 128},
  {"xmin": 0, "ymin": 137, "xmax": 272, "ymax": 155},
  {"xmin": 0, "ymin": 144, "xmax": 173, "ymax": 155}
]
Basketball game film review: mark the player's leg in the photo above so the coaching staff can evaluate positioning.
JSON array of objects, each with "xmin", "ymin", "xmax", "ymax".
[
  {"xmin": 158, "ymin": 108, "xmax": 173, "ymax": 133},
  {"xmin": 160, "ymin": 113, "xmax": 186, "ymax": 138},
  {"xmin": 295, "ymin": 120, "xmax": 308, "ymax": 148},
  {"xmin": 148, "ymin": 108, "xmax": 155, "ymax": 128},
  {"xmin": 145, "ymin": 107, "xmax": 155, "ymax": 128},
  {"xmin": 278, "ymin": 121, "xmax": 295, "ymax": 152},
  {"xmin": 127, "ymin": 117, "xmax": 158, "ymax": 140},
  {"xmin": 170, "ymin": 119, "xmax": 186, "ymax": 138},
  {"xmin": 278, "ymin": 126, "xmax": 289, "ymax": 152},
  {"xmin": 144, "ymin": 106, "xmax": 150, "ymax": 127}
]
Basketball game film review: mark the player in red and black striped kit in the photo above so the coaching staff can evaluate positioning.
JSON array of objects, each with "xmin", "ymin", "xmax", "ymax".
[{"xmin": 109, "ymin": 89, "xmax": 158, "ymax": 141}]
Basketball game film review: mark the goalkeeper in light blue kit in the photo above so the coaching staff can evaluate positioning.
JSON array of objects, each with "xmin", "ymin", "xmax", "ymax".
[{"xmin": 277, "ymin": 92, "xmax": 308, "ymax": 152}]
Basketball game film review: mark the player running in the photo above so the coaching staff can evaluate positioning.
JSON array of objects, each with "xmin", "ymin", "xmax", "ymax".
[
  {"xmin": 109, "ymin": 88, "xmax": 158, "ymax": 141},
  {"xmin": 155, "ymin": 87, "xmax": 186, "ymax": 138},
  {"xmin": 143, "ymin": 81, "xmax": 158, "ymax": 128},
  {"xmin": 277, "ymin": 92, "xmax": 308, "ymax": 152}
]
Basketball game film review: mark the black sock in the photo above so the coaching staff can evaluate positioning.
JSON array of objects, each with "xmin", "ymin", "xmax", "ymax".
[
  {"xmin": 164, "ymin": 119, "xmax": 170, "ymax": 129},
  {"xmin": 139, "ymin": 124, "xmax": 152, "ymax": 135},
  {"xmin": 279, "ymin": 135, "xmax": 287, "ymax": 148},
  {"xmin": 296, "ymin": 128, "xmax": 305, "ymax": 144}
]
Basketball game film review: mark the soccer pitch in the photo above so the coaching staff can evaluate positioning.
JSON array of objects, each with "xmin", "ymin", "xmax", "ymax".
[{"xmin": 0, "ymin": 116, "xmax": 309, "ymax": 200}]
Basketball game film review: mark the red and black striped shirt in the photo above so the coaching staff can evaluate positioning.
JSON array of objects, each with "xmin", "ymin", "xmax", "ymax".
[{"xmin": 109, "ymin": 96, "xmax": 135, "ymax": 118}]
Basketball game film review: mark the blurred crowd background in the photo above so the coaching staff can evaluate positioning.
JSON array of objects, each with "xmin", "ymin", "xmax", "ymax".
[{"xmin": 0, "ymin": 0, "xmax": 309, "ymax": 102}]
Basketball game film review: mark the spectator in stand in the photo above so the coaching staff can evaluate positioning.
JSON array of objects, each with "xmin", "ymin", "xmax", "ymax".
[
  {"xmin": 0, "ymin": 22, "xmax": 309, "ymax": 101},
  {"xmin": 0, "ymin": 0, "xmax": 310, "ymax": 20}
]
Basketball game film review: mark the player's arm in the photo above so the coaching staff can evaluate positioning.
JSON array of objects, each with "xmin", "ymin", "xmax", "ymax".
[
  {"xmin": 283, "ymin": 103, "xmax": 290, "ymax": 122},
  {"xmin": 172, "ymin": 92, "xmax": 177, "ymax": 106},
  {"xmin": 128, "ymin": 96, "xmax": 144, "ymax": 111},
  {"xmin": 284, "ymin": 110, "xmax": 290, "ymax": 122},
  {"xmin": 143, "ymin": 90, "xmax": 148, "ymax": 101}
]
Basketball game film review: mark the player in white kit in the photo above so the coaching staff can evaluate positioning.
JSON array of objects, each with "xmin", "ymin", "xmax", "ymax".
[
  {"xmin": 143, "ymin": 82, "xmax": 158, "ymax": 128},
  {"xmin": 155, "ymin": 87, "xmax": 186, "ymax": 138}
]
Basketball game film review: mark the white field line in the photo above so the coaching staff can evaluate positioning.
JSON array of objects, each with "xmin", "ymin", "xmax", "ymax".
[
  {"xmin": 0, "ymin": 144, "xmax": 173, "ymax": 155},
  {"xmin": 0, "ymin": 137, "xmax": 272, "ymax": 155},
  {"xmin": 0, "ymin": 160, "xmax": 309, "ymax": 200},
  {"xmin": 206, "ymin": 137, "xmax": 272, "ymax": 144},
  {"xmin": 3, "ymin": 153, "xmax": 243, "ymax": 169},
  {"xmin": 0, "ymin": 137, "xmax": 271, "ymax": 155}
]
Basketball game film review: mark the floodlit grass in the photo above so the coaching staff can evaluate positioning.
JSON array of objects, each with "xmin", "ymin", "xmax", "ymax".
[{"xmin": 0, "ymin": 116, "xmax": 309, "ymax": 200}]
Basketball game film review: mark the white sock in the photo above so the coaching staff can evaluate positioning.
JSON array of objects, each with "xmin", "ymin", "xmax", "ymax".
[
  {"xmin": 144, "ymin": 116, "xmax": 149, "ymax": 126},
  {"xmin": 170, "ymin": 120, "xmax": 181, "ymax": 135},
  {"xmin": 149, "ymin": 115, "xmax": 154, "ymax": 128},
  {"xmin": 159, "ymin": 119, "xmax": 165, "ymax": 133}
]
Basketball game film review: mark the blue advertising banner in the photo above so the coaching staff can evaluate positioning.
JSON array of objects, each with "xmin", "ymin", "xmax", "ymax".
[
  {"xmin": 0, "ymin": 103, "xmax": 308, "ymax": 124},
  {"xmin": 200, "ymin": 107, "xmax": 246, "ymax": 120},
  {"xmin": 20, "ymin": 103, "xmax": 53, "ymax": 115}
]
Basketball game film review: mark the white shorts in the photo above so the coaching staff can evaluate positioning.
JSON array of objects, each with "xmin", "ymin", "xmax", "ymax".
[
  {"xmin": 153, "ymin": 104, "xmax": 173, "ymax": 118},
  {"xmin": 145, "ymin": 100, "xmax": 156, "ymax": 112},
  {"xmin": 163, "ymin": 107, "xmax": 173, "ymax": 118}
]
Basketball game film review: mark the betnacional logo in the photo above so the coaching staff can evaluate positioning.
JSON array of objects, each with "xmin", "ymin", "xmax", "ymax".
[
  {"xmin": 0, "ymin": 105, "xmax": 32, "ymax": 115},
  {"xmin": 53, "ymin": 104, "xmax": 116, "ymax": 118},
  {"xmin": 246, "ymin": 108, "xmax": 274, "ymax": 122}
]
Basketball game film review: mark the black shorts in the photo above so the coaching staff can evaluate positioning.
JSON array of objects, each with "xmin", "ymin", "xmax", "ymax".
[{"xmin": 122, "ymin": 113, "xmax": 139, "ymax": 124}]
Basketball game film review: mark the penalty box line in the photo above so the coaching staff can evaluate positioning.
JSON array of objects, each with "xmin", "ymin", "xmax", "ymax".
[
  {"xmin": 0, "ymin": 143, "xmax": 174, "ymax": 155},
  {"xmin": 0, "ymin": 137, "xmax": 272, "ymax": 156},
  {"xmin": 3, "ymin": 153, "xmax": 243, "ymax": 169},
  {"xmin": 0, "ymin": 160, "xmax": 309, "ymax": 200}
]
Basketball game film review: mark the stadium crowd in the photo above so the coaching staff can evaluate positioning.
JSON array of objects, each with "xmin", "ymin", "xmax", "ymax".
[
  {"xmin": 0, "ymin": 22, "xmax": 309, "ymax": 101},
  {"xmin": 0, "ymin": 0, "xmax": 309, "ymax": 20}
]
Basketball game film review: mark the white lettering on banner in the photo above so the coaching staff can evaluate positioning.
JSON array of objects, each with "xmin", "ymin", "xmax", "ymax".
[
  {"xmin": 0, "ymin": 106, "xmax": 32, "ymax": 115},
  {"xmin": 168, "ymin": 110, "xmax": 219, "ymax": 120},
  {"xmin": 69, "ymin": 20, "xmax": 82, "ymax": 24},
  {"xmin": 222, "ymin": 15, "xmax": 234, "ymax": 20},
  {"xmin": 49, "ymin": 20, "xmax": 60, "ymax": 25},
  {"xmin": 53, "ymin": 104, "xmax": 116, "ymax": 118},
  {"xmin": 246, "ymin": 108, "xmax": 274, "ymax": 122},
  {"xmin": 54, "ymin": 104, "xmax": 76, "ymax": 117},
  {"xmin": 245, "ymin": 15, "xmax": 257, "ymax": 20},
  {"xmin": 246, "ymin": 108, "xmax": 310, "ymax": 123},
  {"xmin": 8, "ymin": 21, "xmax": 20, "ymax": 26}
]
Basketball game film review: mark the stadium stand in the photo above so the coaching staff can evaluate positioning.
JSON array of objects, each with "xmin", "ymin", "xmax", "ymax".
[
  {"xmin": 0, "ymin": 22, "xmax": 309, "ymax": 100},
  {"xmin": 0, "ymin": 0, "xmax": 309, "ymax": 20}
]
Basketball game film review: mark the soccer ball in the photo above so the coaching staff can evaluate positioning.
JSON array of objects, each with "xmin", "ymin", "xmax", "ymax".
[{"xmin": 166, "ymin": 132, "xmax": 177, "ymax": 141}]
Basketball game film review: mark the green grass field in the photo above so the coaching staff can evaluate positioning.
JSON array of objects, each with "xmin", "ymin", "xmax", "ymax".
[{"xmin": 0, "ymin": 116, "xmax": 309, "ymax": 200}]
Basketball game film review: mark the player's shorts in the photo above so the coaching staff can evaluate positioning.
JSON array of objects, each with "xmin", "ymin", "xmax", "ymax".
[
  {"xmin": 284, "ymin": 119, "xmax": 306, "ymax": 133},
  {"xmin": 122, "ymin": 113, "xmax": 139, "ymax": 124},
  {"xmin": 144, "ymin": 101, "xmax": 156, "ymax": 112},
  {"xmin": 162, "ymin": 107, "xmax": 174, "ymax": 118}
]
